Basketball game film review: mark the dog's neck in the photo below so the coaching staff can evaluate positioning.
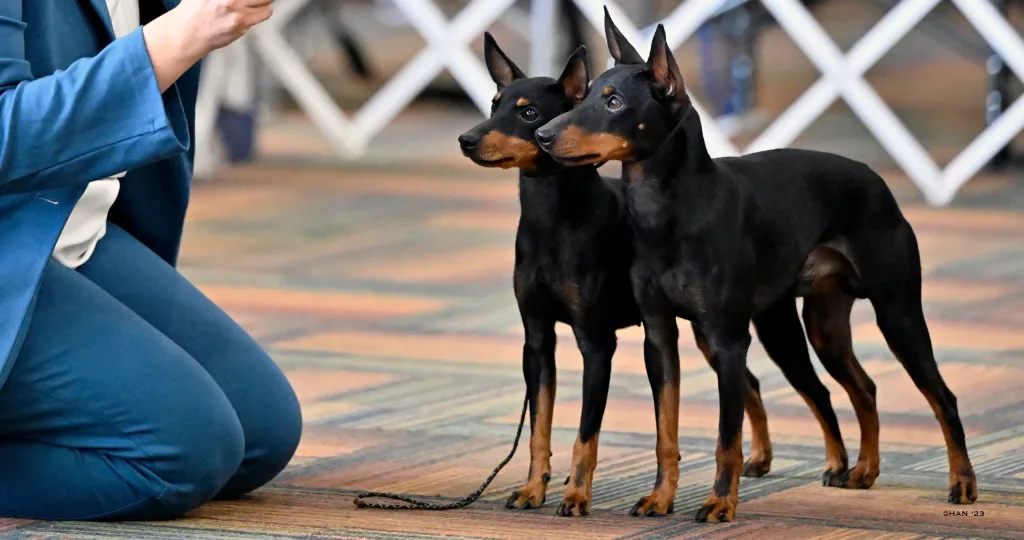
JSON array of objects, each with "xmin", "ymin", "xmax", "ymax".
[
  {"xmin": 518, "ymin": 165, "xmax": 604, "ymax": 229},
  {"xmin": 620, "ymin": 103, "xmax": 722, "ymax": 240},
  {"xmin": 623, "ymin": 102, "xmax": 716, "ymax": 195}
]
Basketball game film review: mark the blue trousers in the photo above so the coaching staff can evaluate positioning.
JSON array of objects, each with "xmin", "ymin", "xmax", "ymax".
[{"xmin": 0, "ymin": 224, "xmax": 302, "ymax": 520}]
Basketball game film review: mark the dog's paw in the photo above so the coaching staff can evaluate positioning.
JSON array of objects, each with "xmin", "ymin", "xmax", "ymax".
[
  {"xmin": 742, "ymin": 457, "xmax": 771, "ymax": 478},
  {"xmin": 694, "ymin": 493, "xmax": 736, "ymax": 523},
  {"xmin": 505, "ymin": 488, "xmax": 545, "ymax": 510},
  {"xmin": 505, "ymin": 475, "xmax": 549, "ymax": 510},
  {"xmin": 834, "ymin": 462, "xmax": 878, "ymax": 490},
  {"xmin": 556, "ymin": 489, "xmax": 590, "ymax": 517},
  {"xmin": 948, "ymin": 470, "xmax": 978, "ymax": 504},
  {"xmin": 821, "ymin": 466, "xmax": 848, "ymax": 488},
  {"xmin": 628, "ymin": 492, "xmax": 674, "ymax": 517}
]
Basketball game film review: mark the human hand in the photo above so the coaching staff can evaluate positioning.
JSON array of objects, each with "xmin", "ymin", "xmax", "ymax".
[
  {"xmin": 173, "ymin": 0, "xmax": 274, "ymax": 55},
  {"xmin": 143, "ymin": 0, "xmax": 273, "ymax": 92}
]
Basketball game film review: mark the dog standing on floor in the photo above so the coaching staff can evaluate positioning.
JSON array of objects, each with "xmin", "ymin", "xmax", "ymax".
[
  {"xmin": 457, "ymin": 36, "xmax": 638, "ymax": 517},
  {"xmin": 535, "ymin": 10, "xmax": 977, "ymax": 522},
  {"xmin": 458, "ymin": 35, "xmax": 786, "ymax": 517}
]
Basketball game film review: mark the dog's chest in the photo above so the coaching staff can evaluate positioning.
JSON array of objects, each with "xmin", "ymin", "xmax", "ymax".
[
  {"xmin": 625, "ymin": 182, "xmax": 672, "ymax": 232},
  {"xmin": 538, "ymin": 266, "xmax": 582, "ymax": 308},
  {"xmin": 659, "ymin": 271, "xmax": 707, "ymax": 319},
  {"xmin": 515, "ymin": 258, "xmax": 587, "ymax": 316},
  {"xmin": 633, "ymin": 263, "xmax": 704, "ymax": 321}
]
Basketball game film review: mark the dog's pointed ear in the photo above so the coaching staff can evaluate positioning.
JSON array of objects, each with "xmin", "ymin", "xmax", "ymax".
[
  {"xmin": 604, "ymin": 6, "xmax": 644, "ymax": 65},
  {"xmin": 557, "ymin": 46, "xmax": 589, "ymax": 105},
  {"xmin": 647, "ymin": 25, "xmax": 685, "ymax": 102},
  {"xmin": 484, "ymin": 32, "xmax": 526, "ymax": 89}
]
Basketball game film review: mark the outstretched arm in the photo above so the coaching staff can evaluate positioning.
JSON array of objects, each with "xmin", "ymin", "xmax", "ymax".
[{"xmin": 0, "ymin": 0, "xmax": 271, "ymax": 195}]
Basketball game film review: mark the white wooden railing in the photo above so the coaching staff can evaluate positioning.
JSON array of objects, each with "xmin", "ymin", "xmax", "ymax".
[{"xmin": 246, "ymin": 0, "xmax": 1024, "ymax": 206}]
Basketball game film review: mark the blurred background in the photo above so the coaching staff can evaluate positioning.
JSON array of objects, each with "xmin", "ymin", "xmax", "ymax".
[
  {"xmin": 197, "ymin": 0, "xmax": 1024, "ymax": 203},
  {"xmin": 139, "ymin": 1, "xmax": 1024, "ymax": 538}
]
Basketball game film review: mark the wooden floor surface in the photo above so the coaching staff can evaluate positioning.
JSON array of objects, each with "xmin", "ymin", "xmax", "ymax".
[
  {"xmin": 5, "ymin": 160, "xmax": 1022, "ymax": 539},
  {"xmin": 6, "ymin": 3, "xmax": 1024, "ymax": 534}
]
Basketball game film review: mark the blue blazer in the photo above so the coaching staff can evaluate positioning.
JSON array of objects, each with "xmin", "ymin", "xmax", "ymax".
[{"xmin": 0, "ymin": 0, "xmax": 199, "ymax": 386}]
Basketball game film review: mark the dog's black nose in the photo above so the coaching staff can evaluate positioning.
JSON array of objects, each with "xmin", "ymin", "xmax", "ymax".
[
  {"xmin": 535, "ymin": 129, "xmax": 556, "ymax": 147},
  {"xmin": 458, "ymin": 133, "xmax": 479, "ymax": 151}
]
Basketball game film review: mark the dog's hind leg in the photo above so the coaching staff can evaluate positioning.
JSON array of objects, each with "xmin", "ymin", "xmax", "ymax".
[
  {"xmin": 873, "ymin": 293, "xmax": 976, "ymax": 503},
  {"xmin": 693, "ymin": 323, "xmax": 774, "ymax": 478},
  {"xmin": 857, "ymin": 221, "xmax": 977, "ymax": 503},
  {"xmin": 506, "ymin": 315, "xmax": 557, "ymax": 510},
  {"xmin": 803, "ymin": 278, "xmax": 879, "ymax": 489},
  {"xmin": 750, "ymin": 295, "xmax": 848, "ymax": 481},
  {"xmin": 557, "ymin": 324, "xmax": 616, "ymax": 517}
]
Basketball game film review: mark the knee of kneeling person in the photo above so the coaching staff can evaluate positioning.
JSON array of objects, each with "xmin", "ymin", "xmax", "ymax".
[
  {"xmin": 153, "ymin": 406, "xmax": 246, "ymax": 517},
  {"xmin": 218, "ymin": 382, "xmax": 303, "ymax": 499},
  {"xmin": 261, "ymin": 388, "xmax": 302, "ymax": 472}
]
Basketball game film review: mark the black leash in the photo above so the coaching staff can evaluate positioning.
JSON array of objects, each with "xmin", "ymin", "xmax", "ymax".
[{"xmin": 353, "ymin": 393, "xmax": 529, "ymax": 510}]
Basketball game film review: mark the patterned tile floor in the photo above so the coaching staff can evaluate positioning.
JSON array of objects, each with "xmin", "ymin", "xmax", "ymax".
[
  {"xmin": 7, "ymin": 3, "xmax": 1024, "ymax": 533},
  {"xmin": 5, "ymin": 158, "xmax": 1022, "ymax": 539}
]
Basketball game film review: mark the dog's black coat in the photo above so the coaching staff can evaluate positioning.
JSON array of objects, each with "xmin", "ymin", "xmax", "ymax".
[
  {"xmin": 536, "ymin": 9, "xmax": 978, "ymax": 522},
  {"xmin": 457, "ymin": 35, "xmax": 641, "ymax": 517},
  {"xmin": 458, "ymin": 34, "xmax": 788, "ymax": 518}
]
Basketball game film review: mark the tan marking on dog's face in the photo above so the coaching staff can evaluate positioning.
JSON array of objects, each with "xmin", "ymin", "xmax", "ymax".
[
  {"xmin": 548, "ymin": 125, "xmax": 635, "ymax": 164},
  {"xmin": 602, "ymin": 86, "xmax": 614, "ymax": 96},
  {"xmin": 494, "ymin": 91, "xmax": 502, "ymax": 101},
  {"xmin": 476, "ymin": 130, "xmax": 540, "ymax": 170},
  {"xmin": 516, "ymin": 97, "xmax": 531, "ymax": 107}
]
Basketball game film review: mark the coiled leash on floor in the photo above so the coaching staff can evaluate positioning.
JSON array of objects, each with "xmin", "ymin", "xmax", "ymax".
[{"xmin": 353, "ymin": 393, "xmax": 529, "ymax": 510}]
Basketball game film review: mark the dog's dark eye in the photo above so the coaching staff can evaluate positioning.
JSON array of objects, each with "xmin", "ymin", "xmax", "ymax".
[
  {"xmin": 607, "ymin": 96, "xmax": 622, "ymax": 111},
  {"xmin": 520, "ymin": 107, "xmax": 539, "ymax": 122}
]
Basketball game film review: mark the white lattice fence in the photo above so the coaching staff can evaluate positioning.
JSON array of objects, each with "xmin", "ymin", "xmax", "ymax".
[
  {"xmin": 249, "ymin": 0, "xmax": 1024, "ymax": 206},
  {"xmin": 250, "ymin": 0, "xmax": 516, "ymax": 156}
]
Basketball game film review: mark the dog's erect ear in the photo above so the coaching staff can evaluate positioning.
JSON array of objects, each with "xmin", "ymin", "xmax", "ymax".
[
  {"xmin": 484, "ymin": 32, "xmax": 526, "ymax": 89},
  {"xmin": 647, "ymin": 25, "xmax": 685, "ymax": 102},
  {"xmin": 604, "ymin": 6, "xmax": 644, "ymax": 65},
  {"xmin": 557, "ymin": 46, "xmax": 589, "ymax": 105}
]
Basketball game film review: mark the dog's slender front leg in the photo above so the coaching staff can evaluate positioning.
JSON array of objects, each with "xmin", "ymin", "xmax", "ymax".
[
  {"xmin": 506, "ymin": 315, "xmax": 557, "ymax": 510},
  {"xmin": 693, "ymin": 322, "xmax": 773, "ymax": 478},
  {"xmin": 695, "ymin": 322, "xmax": 751, "ymax": 523},
  {"xmin": 630, "ymin": 313, "xmax": 680, "ymax": 517},
  {"xmin": 557, "ymin": 325, "xmax": 616, "ymax": 517}
]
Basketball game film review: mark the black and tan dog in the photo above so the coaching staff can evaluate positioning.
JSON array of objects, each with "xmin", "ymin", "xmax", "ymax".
[
  {"xmin": 535, "ymin": 10, "xmax": 977, "ymax": 522},
  {"xmin": 457, "ymin": 35, "xmax": 784, "ymax": 517}
]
